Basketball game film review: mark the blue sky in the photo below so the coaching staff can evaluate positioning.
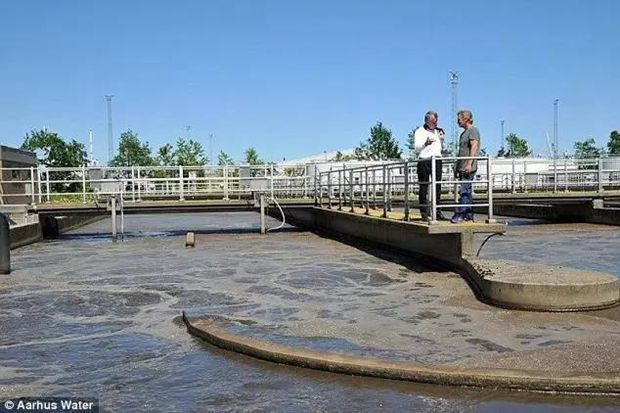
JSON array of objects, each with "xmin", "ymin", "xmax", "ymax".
[{"xmin": 1, "ymin": 0, "xmax": 618, "ymax": 163}]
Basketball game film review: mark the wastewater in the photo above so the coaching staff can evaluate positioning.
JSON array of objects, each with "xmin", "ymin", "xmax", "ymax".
[{"xmin": 0, "ymin": 213, "xmax": 618, "ymax": 412}]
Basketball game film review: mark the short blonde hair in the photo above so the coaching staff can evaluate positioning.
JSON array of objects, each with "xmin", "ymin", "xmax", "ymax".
[{"xmin": 457, "ymin": 109, "xmax": 473, "ymax": 124}]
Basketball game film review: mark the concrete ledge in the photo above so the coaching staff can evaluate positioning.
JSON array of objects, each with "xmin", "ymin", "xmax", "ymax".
[
  {"xmin": 280, "ymin": 207, "xmax": 504, "ymax": 265},
  {"xmin": 9, "ymin": 222, "xmax": 43, "ymax": 249},
  {"xmin": 461, "ymin": 259, "xmax": 620, "ymax": 311},
  {"xmin": 493, "ymin": 201, "xmax": 620, "ymax": 226},
  {"xmin": 9, "ymin": 214, "xmax": 103, "ymax": 249},
  {"xmin": 183, "ymin": 313, "xmax": 620, "ymax": 395}
]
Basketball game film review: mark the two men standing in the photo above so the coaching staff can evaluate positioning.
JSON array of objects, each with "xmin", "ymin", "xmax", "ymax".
[{"xmin": 412, "ymin": 109, "xmax": 480, "ymax": 223}]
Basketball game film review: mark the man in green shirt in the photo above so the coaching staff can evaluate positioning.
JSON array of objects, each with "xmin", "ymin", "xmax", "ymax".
[{"xmin": 451, "ymin": 109, "xmax": 480, "ymax": 223}]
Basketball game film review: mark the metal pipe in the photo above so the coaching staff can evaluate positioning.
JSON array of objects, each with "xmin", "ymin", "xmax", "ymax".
[
  {"xmin": 338, "ymin": 169, "xmax": 343, "ymax": 210},
  {"xmin": 131, "ymin": 166, "xmax": 136, "ymax": 202},
  {"xmin": 111, "ymin": 197, "xmax": 117, "ymax": 240},
  {"xmin": 564, "ymin": 158, "xmax": 568, "ymax": 192},
  {"xmin": 82, "ymin": 164, "xmax": 87, "ymax": 203},
  {"xmin": 37, "ymin": 167, "xmax": 42, "ymax": 204},
  {"xmin": 179, "ymin": 165, "xmax": 185, "ymax": 201},
  {"xmin": 46, "ymin": 170, "xmax": 50, "ymax": 203},
  {"xmin": 30, "ymin": 167, "xmax": 35, "ymax": 204},
  {"xmin": 372, "ymin": 169, "xmax": 377, "ymax": 209},
  {"xmin": 270, "ymin": 164, "xmax": 274, "ymax": 199},
  {"xmin": 327, "ymin": 169, "xmax": 332, "ymax": 209},
  {"xmin": 598, "ymin": 157, "xmax": 604, "ymax": 193},
  {"xmin": 0, "ymin": 213, "xmax": 10, "ymax": 274},
  {"xmin": 486, "ymin": 156, "xmax": 496, "ymax": 223},
  {"xmin": 403, "ymin": 162, "xmax": 409, "ymax": 221},
  {"xmin": 431, "ymin": 156, "xmax": 437, "ymax": 222},
  {"xmin": 223, "ymin": 166, "xmax": 229, "ymax": 200},
  {"xmin": 382, "ymin": 165, "xmax": 387, "ymax": 218},
  {"xmin": 364, "ymin": 166, "xmax": 369, "ymax": 215},
  {"xmin": 387, "ymin": 167, "xmax": 392, "ymax": 212},
  {"xmin": 349, "ymin": 169, "xmax": 354, "ymax": 212}
]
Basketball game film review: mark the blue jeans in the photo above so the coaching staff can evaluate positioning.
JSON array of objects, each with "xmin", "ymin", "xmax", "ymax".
[{"xmin": 457, "ymin": 172, "xmax": 475, "ymax": 216}]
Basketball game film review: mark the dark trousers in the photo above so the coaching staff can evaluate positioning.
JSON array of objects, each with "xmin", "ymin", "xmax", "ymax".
[
  {"xmin": 456, "ymin": 171, "xmax": 475, "ymax": 216},
  {"xmin": 417, "ymin": 158, "xmax": 442, "ymax": 213}
]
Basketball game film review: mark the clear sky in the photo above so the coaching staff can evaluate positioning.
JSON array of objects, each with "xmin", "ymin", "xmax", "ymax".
[{"xmin": 1, "ymin": 0, "xmax": 618, "ymax": 163}]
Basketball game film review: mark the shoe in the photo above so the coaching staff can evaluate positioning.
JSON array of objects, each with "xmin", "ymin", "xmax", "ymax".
[
  {"xmin": 463, "ymin": 213, "xmax": 474, "ymax": 222},
  {"xmin": 450, "ymin": 214, "xmax": 463, "ymax": 224},
  {"xmin": 420, "ymin": 212, "xmax": 429, "ymax": 221}
]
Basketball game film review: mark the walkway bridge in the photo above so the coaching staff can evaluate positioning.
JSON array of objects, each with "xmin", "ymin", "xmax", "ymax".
[{"xmin": 0, "ymin": 157, "xmax": 618, "ymax": 224}]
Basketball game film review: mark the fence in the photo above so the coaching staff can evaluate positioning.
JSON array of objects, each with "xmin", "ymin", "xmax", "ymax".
[{"xmin": 314, "ymin": 156, "xmax": 494, "ymax": 222}]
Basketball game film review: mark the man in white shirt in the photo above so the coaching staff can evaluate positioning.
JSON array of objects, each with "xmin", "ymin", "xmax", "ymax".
[{"xmin": 412, "ymin": 111, "xmax": 445, "ymax": 220}]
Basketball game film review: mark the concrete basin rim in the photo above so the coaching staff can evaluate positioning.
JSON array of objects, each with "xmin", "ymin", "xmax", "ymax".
[{"xmin": 182, "ymin": 312, "xmax": 620, "ymax": 396}]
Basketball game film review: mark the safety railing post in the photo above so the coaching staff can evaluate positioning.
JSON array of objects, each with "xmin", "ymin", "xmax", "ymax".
[
  {"xmin": 403, "ymin": 162, "xmax": 410, "ymax": 221},
  {"xmin": 382, "ymin": 165, "xmax": 387, "ymax": 218},
  {"xmin": 270, "ymin": 164, "xmax": 275, "ymax": 200},
  {"xmin": 82, "ymin": 164, "xmax": 87, "ymax": 203},
  {"xmin": 46, "ymin": 170, "xmax": 50, "ymax": 203},
  {"xmin": 349, "ymin": 169, "xmax": 354, "ymax": 212},
  {"xmin": 387, "ymin": 167, "xmax": 392, "ymax": 212},
  {"xmin": 364, "ymin": 166, "xmax": 369, "ymax": 215},
  {"xmin": 131, "ymin": 166, "xmax": 136, "ymax": 202},
  {"xmin": 224, "ymin": 166, "xmax": 229, "ymax": 200},
  {"xmin": 179, "ymin": 165, "xmax": 185, "ymax": 201},
  {"xmin": 260, "ymin": 194, "xmax": 266, "ymax": 234},
  {"xmin": 553, "ymin": 157, "xmax": 558, "ymax": 193},
  {"xmin": 30, "ymin": 167, "xmax": 35, "ymax": 204},
  {"xmin": 486, "ymin": 156, "xmax": 496, "ymax": 223},
  {"xmin": 511, "ymin": 159, "xmax": 516, "ymax": 194},
  {"xmin": 37, "ymin": 167, "xmax": 43, "ymax": 204},
  {"xmin": 372, "ymin": 169, "xmax": 377, "ymax": 209},
  {"xmin": 598, "ymin": 157, "xmax": 604, "ymax": 194},
  {"xmin": 327, "ymin": 169, "xmax": 332, "ymax": 209},
  {"xmin": 135, "ymin": 167, "xmax": 141, "ymax": 201},
  {"xmin": 338, "ymin": 169, "xmax": 343, "ymax": 210},
  {"xmin": 111, "ymin": 196, "xmax": 117, "ymax": 240},
  {"xmin": 430, "ymin": 156, "xmax": 437, "ymax": 223},
  {"xmin": 564, "ymin": 158, "xmax": 569, "ymax": 192}
]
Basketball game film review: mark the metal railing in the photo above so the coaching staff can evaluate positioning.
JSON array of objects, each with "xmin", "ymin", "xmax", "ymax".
[
  {"xmin": 315, "ymin": 156, "xmax": 495, "ymax": 223},
  {"xmin": 1, "ymin": 157, "xmax": 619, "ymax": 214},
  {"xmin": 0, "ymin": 164, "xmax": 312, "ymax": 204}
]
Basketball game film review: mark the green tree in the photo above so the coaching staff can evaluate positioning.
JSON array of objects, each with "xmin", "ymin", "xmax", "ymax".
[
  {"xmin": 354, "ymin": 122, "xmax": 402, "ymax": 161},
  {"xmin": 496, "ymin": 133, "xmax": 532, "ymax": 157},
  {"xmin": 21, "ymin": 129, "xmax": 87, "ymax": 167},
  {"xmin": 21, "ymin": 129, "xmax": 87, "ymax": 193},
  {"xmin": 175, "ymin": 138, "xmax": 208, "ymax": 166},
  {"xmin": 217, "ymin": 150, "xmax": 235, "ymax": 166},
  {"xmin": 156, "ymin": 144, "xmax": 176, "ymax": 166},
  {"xmin": 573, "ymin": 138, "xmax": 601, "ymax": 159},
  {"xmin": 244, "ymin": 147, "xmax": 263, "ymax": 165},
  {"xmin": 607, "ymin": 130, "xmax": 620, "ymax": 155},
  {"xmin": 330, "ymin": 150, "xmax": 355, "ymax": 162},
  {"xmin": 111, "ymin": 130, "xmax": 153, "ymax": 167}
]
